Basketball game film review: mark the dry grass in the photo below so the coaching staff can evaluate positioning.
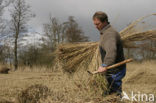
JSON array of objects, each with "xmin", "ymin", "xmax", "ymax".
[
  {"xmin": 123, "ymin": 60, "xmax": 156, "ymax": 92},
  {"xmin": 16, "ymin": 84, "xmax": 51, "ymax": 103},
  {"xmin": 0, "ymin": 61, "xmax": 156, "ymax": 103}
]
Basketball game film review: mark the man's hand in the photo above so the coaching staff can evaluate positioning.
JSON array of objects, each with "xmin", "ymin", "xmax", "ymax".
[{"xmin": 98, "ymin": 66, "xmax": 107, "ymax": 73}]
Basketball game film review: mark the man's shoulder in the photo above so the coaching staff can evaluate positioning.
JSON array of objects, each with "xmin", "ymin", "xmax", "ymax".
[
  {"xmin": 106, "ymin": 26, "xmax": 118, "ymax": 34},
  {"xmin": 104, "ymin": 26, "xmax": 119, "ymax": 37}
]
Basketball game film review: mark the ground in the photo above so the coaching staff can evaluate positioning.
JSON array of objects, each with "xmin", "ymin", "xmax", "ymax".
[{"xmin": 0, "ymin": 60, "xmax": 156, "ymax": 103}]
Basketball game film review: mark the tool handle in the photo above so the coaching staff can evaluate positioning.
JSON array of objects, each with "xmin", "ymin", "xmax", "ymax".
[
  {"xmin": 93, "ymin": 58, "xmax": 133, "ymax": 74},
  {"xmin": 106, "ymin": 58, "xmax": 133, "ymax": 70}
]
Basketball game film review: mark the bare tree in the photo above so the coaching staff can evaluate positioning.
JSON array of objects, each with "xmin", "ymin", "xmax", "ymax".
[
  {"xmin": 63, "ymin": 16, "xmax": 88, "ymax": 42},
  {"xmin": 0, "ymin": 0, "xmax": 13, "ymax": 65},
  {"xmin": 10, "ymin": 0, "xmax": 33, "ymax": 70},
  {"xmin": 0, "ymin": 0, "xmax": 12, "ymax": 35},
  {"xmin": 43, "ymin": 16, "xmax": 62, "ymax": 50}
]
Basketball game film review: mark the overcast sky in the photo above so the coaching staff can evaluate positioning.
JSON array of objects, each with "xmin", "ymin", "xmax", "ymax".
[{"xmin": 16, "ymin": 0, "xmax": 156, "ymax": 41}]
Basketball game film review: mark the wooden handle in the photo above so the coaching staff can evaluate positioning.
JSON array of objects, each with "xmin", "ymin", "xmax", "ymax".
[
  {"xmin": 106, "ymin": 58, "xmax": 133, "ymax": 70},
  {"xmin": 90, "ymin": 58, "xmax": 133, "ymax": 74}
]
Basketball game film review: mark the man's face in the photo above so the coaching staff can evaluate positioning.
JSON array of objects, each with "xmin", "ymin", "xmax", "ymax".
[{"xmin": 93, "ymin": 18, "xmax": 105, "ymax": 31}]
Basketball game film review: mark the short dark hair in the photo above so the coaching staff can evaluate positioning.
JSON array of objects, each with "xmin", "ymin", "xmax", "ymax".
[{"xmin": 93, "ymin": 11, "xmax": 109, "ymax": 24}]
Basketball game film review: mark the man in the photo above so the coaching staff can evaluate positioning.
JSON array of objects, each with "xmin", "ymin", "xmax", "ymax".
[{"xmin": 93, "ymin": 11, "xmax": 126, "ymax": 96}]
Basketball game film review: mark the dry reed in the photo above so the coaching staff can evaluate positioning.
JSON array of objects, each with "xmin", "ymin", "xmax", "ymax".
[
  {"xmin": 16, "ymin": 84, "xmax": 51, "ymax": 103},
  {"xmin": 122, "ymin": 30, "xmax": 156, "ymax": 51},
  {"xmin": 57, "ymin": 42, "xmax": 98, "ymax": 73}
]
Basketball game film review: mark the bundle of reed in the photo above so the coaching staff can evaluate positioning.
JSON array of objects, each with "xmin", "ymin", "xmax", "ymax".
[
  {"xmin": 57, "ymin": 14, "xmax": 156, "ymax": 73},
  {"xmin": 57, "ymin": 42, "xmax": 98, "ymax": 73},
  {"xmin": 122, "ymin": 30, "xmax": 156, "ymax": 51},
  {"xmin": 120, "ymin": 13, "xmax": 156, "ymax": 37}
]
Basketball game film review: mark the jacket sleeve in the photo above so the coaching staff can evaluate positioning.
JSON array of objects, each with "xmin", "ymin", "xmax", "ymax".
[{"xmin": 102, "ymin": 33, "xmax": 117, "ymax": 66}]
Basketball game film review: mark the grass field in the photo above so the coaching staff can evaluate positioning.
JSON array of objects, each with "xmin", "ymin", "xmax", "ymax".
[{"xmin": 0, "ymin": 60, "xmax": 156, "ymax": 103}]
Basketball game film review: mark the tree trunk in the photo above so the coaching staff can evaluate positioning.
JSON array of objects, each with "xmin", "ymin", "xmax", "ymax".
[{"xmin": 14, "ymin": 32, "xmax": 18, "ymax": 70}]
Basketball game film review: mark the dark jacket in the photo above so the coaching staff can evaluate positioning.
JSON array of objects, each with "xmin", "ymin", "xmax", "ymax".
[{"xmin": 99, "ymin": 24, "xmax": 126, "ymax": 74}]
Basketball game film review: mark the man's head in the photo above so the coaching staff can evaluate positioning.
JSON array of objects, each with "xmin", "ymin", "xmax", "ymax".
[{"xmin": 93, "ymin": 11, "xmax": 109, "ymax": 30}]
